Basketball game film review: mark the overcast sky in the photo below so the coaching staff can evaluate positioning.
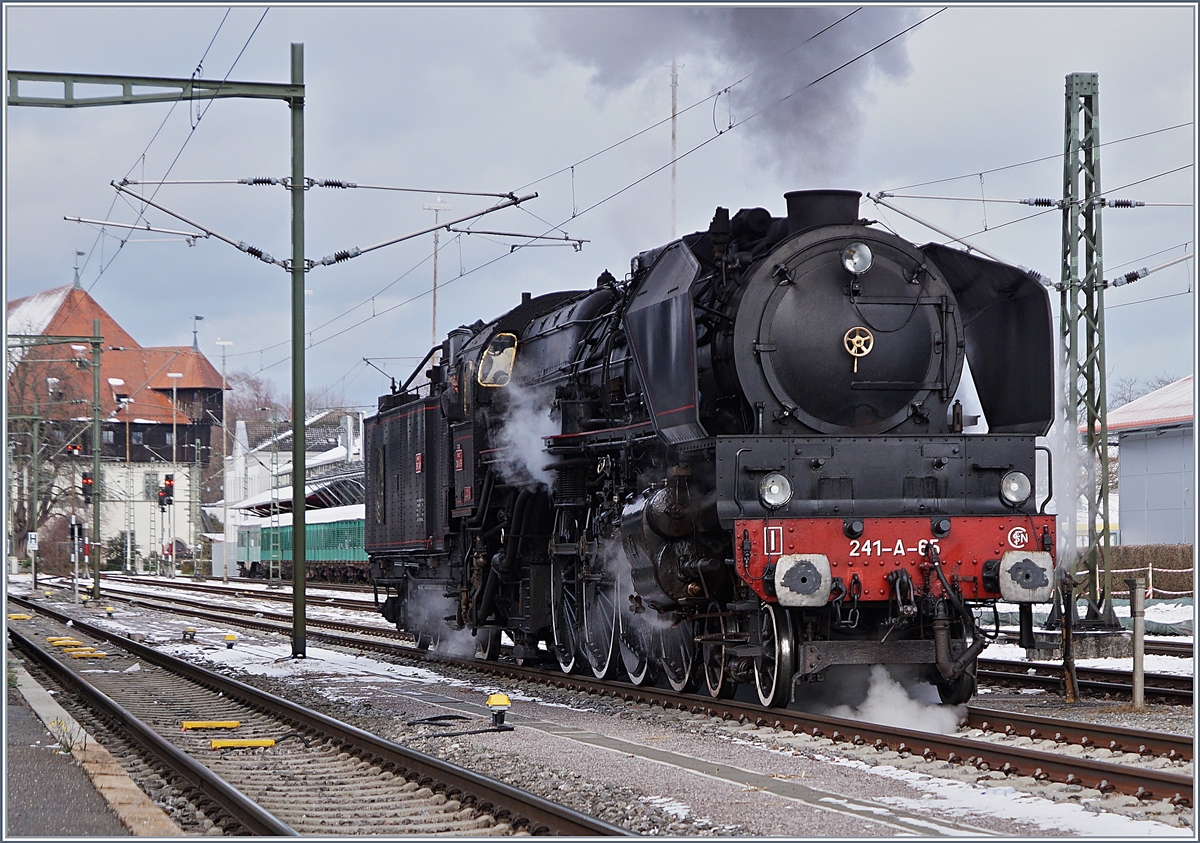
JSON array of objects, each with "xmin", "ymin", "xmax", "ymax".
[{"xmin": 4, "ymin": 3, "xmax": 1196, "ymax": 416}]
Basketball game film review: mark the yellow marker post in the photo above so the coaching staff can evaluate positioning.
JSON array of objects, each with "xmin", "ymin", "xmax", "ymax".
[
  {"xmin": 70, "ymin": 652, "xmax": 107, "ymax": 659},
  {"xmin": 46, "ymin": 637, "xmax": 75, "ymax": 643},
  {"xmin": 211, "ymin": 739, "xmax": 274, "ymax": 749},
  {"xmin": 51, "ymin": 640, "xmax": 84, "ymax": 648},
  {"xmin": 486, "ymin": 692, "xmax": 512, "ymax": 728},
  {"xmin": 181, "ymin": 721, "xmax": 241, "ymax": 731},
  {"xmin": 8, "ymin": 614, "xmax": 32, "ymax": 621},
  {"xmin": 224, "ymin": 634, "xmax": 237, "ymax": 649},
  {"xmin": 62, "ymin": 647, "xmax": 97, "ymax": 654}
]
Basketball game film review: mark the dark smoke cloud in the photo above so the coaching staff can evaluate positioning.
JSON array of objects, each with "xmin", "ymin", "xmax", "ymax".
[{"xmin": 535, "ymin": 6, "xmax": 918, "ymax": 178}]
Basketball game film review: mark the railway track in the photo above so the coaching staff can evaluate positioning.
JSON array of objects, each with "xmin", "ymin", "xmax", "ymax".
[
  {"xmin": 14, "ymin": 590, "xmax": 1193, "ymax": 808},
  {"xmin": 978, "ymin": 658, "xmax": 1193, "ymax": 703},
  {"xmin": 6, "ymin": 595, "xmax": 630, "ymax": 837},
  {"xmin": 100, "ymin": 574, "xmax": 374, "ymax": 613},
  {"xmin": 103, "ymin": 575, "xmax": 1197, "ymax": 660},
  {"xmin": 68, "ymin": 578, "xmax": 1197, "ymax": 704}
]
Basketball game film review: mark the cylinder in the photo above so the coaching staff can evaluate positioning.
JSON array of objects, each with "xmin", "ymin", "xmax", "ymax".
[{"xmin": 784, "ymin": 189, "xmax": 862, "ymax": 235}]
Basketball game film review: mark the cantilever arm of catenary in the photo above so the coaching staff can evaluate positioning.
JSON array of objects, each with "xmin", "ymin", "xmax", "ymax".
[
  {"xmin": 111, "ymin": 181, "xmax": 285, "ymax": 269},
  {"xmin": 866, "ymin": 192, "xmax": 1007, "ymax": 264},
  {"xmin": 313, "ymin": 192, "xmax": 539, "ymax": 267}
]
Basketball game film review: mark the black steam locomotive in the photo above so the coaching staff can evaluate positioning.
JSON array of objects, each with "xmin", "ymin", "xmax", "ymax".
[{"xmin": 366, "ymin": 190, "xmax": 1057, "ymax": 706}]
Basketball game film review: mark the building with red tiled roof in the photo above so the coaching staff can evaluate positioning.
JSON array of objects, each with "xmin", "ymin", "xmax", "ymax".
[{"xmin": 7, "ymin": 284, "xmax": 226, "ymax": 569}]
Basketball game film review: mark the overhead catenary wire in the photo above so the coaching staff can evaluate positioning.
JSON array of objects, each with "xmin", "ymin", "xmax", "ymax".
[
  {"xmin": 873, "ymin": 192, "xmax": 1189, "ymax": 208},
  {"xmin": 120, "ymin": 177, "xmax": 520, "ymax": 200},
  {"xmin": 230, "ymin": 9, "xmax": 1190, "ymax": 392},
  {"xmin": 76, "ymin": 9, "xmax": 269, "ymax": 295},
  {"xmin": 882, "ymin": 121, "xmax": 1193, "ymax": 193},
  {"xmin": 224, "ymin": 10, "xmax": 948, "ymax": 380}
]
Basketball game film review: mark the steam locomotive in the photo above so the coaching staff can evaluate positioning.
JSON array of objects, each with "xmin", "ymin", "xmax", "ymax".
[{"xmin": 366, "ymin": 190, "xmax": 1057, "ymax": 706}]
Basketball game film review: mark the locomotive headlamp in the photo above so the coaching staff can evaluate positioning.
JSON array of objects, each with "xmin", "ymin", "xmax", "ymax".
[
  {"xmin": 999, "ymin": 471, "xmax": 1032, "ymax": 507},
  {"xmin": 759, "ymin": 473, "xmax": 793, "ymax": 509},
  {"xmin": 841, "ymin": 242, "xmax": 873, "ymax": 275}
]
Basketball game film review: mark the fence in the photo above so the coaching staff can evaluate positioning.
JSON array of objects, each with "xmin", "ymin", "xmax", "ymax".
[{"xmin": 1105, "ymin": 544, "xmax": 1194, "ymax": 598}]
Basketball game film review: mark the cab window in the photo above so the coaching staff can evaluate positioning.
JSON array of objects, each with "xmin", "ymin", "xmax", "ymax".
[{"xmin": 477, "ymin": 333, "xmax": 518, "ymax": 386}]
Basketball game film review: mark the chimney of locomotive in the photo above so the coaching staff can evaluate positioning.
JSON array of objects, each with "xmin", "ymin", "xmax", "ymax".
[
  {"xmin": 784, "ymin": 190, "xmax": 863, "ymax": 235},
  {"xmin": 522, "ymin": 292, "xmax": 532, "ymax": 305}
]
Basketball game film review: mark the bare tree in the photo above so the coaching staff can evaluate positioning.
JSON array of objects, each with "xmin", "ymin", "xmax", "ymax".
[
  {"xmin": 6, "ymin": 348, "xmax": 92, "ymax": 560},
  {"xmin": 1108, "ymin": 371, "xmax": 1180, "ymax": 410}
]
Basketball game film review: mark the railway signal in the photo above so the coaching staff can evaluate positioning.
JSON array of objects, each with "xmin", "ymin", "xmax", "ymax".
[
  {"xmin": 81, "ymin": 471, "xmax": 93, "ymax": 503},
  {"xmin": 164, "ymin": 474, "xmax": 174, "ymax": 505}
]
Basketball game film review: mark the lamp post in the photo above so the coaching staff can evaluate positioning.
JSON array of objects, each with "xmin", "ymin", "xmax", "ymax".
[
  {"xmin": 423, "ymin": 198, "xmax": 450, "ymax": 347},
  {"xmin": 167, "ymin": 371, "xmax": 182, "ymax": 576},
  {"xmin": 215, "ymin": 339, "xmax": 232, "ymax": 583},
  {"xmin": 108, "ymin": 377, "xmax": 128, "ymax": 573}
]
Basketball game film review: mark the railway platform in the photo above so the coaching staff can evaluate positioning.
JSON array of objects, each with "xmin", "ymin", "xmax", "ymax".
[{"xmin": 5, "ymin": 658, "xmax": 182, "ymax": 837}]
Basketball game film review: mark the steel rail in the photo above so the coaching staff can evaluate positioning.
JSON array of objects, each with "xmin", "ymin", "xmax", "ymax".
[
  {"xmin": 978, "ymin": 659, "xmax": 1192, "ymax": 703},
  {"xmin": 9, "ymin": 595, "xmax": 632, "ymax": 837},
  {"xmin": 56, "ymin": 586, "xmax": 1196, "ymax": 760},
  {"xmin": 26, "ymin": 591, "xmax": 1192, "ymax": 804},
  {"xmin": 7, "ymin": 625, "xmax": 298, "ymax": 836},
  {"xmin": 490, "ymin": 668, "xmax": 1192, "ymax": 805},
  {"xmin": 966, "ymin": 707, "xmax": 1192, "ymax": 762},
  {"xmin": 100, "ymin": 575, "xmax": 372, "ymax": 612},
  {"xmin": 82, "ymin": 583, "xmax": 1196, "ymax": 708}
]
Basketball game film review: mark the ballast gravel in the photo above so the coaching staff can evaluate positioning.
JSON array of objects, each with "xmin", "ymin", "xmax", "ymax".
[{"xmin": 220, "ymin": 651, "xmax": 1194, "ymax": 837}]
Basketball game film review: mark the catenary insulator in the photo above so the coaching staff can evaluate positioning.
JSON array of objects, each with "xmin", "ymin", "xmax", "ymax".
[
  {"xmin": 318, "ymin": 179, "xmax": 355, "ymax": 189},
  {"xmin": 1021, "ymin": 198, "xmax": 1055, "ymax": 207},
  {"xmin": 1019, "ymin": 265, "xmax": 1052, "ymax": 286},
  {"xmin": 319, "ymin": 247, "xmax": 361, "ymax": 266},
  {"xmin": 1111, "ymin": 269, "xmax": 1148, "ymax": 287},
  {"xmin": 1104, "ymin": 198, "xmax": 1143, "ymax": 209}
]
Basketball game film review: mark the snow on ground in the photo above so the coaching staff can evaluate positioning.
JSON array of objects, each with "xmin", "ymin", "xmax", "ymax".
[
  {"xmin": 8, "ymin": 574, "xmax": 1191, "ymax": 836},
  {"xmin": 820, "ymin": 752, "xmax": 1193, "ymax": 838},
  {"xmin": 983, "ymin": 641, "xmax": 1194, "ymax": 677}
]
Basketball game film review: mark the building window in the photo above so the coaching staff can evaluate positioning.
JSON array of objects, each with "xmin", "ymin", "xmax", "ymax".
[
  {"xmin": 144, "ymin": 472, "xmax": 158, "ymax": 500},
  {"xmin": 132, "ymin": 431, "xmax": 144, "ymax": 446},
  {"xmin": 102, "ymin": 430, "xmax": 115, "ymax": 445},
  {"xmin": 164, "ymin": 431, "xmax": 174, "ymax": 447}
]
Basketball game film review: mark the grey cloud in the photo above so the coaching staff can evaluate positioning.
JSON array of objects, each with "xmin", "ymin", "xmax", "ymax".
[{"xmin": 535, "ymin": 6, "xmax": 919, "ymax": 178}]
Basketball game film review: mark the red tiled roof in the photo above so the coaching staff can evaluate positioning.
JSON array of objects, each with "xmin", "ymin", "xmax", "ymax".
[{"xmin": 7, "ymin": 286, "xmax": 222, "ymax": 425}]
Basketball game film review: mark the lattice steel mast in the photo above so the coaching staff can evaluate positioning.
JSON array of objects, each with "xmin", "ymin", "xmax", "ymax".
[{"xmin": 1060, "ymin": 72, "xmax": 1118, "ymax": 628}]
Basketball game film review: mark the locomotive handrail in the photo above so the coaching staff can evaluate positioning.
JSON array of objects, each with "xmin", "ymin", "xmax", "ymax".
[
  {"xmin": 1035, "ymin": 445, "xmax": 1054, "ymax": 515},
  {"xmin": 401, "ymin": 344, "xmax": 441, "ymax": 391}
]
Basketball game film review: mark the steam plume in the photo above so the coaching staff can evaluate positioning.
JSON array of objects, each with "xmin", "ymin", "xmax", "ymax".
[
  {"xmin": 493, "ymin": 384, "xmax": 558, "ymax": 490},
  {"xmin": 535, "ymin": 7, "xmax": 918, "ymax": 177}
]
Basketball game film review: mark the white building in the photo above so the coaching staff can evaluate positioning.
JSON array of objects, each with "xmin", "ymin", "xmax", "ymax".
[{"xmin": 1109, "ymin": 376, "xmax": 1195, "ymax": 545}]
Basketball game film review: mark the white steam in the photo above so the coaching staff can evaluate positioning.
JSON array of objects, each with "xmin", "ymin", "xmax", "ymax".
[
  {"xmin": 1041, "ymin": 349, "xmax": 1086, "ymax": 579},
  {"xmin": 494, "ymin": 384, "xmax": 559, "ymax": 490},
  {"xmin": 823, "ymin": 665, "xmax": 964, "ymax": 734}
]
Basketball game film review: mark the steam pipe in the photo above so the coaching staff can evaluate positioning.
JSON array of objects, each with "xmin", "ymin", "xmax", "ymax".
[
  {"xmin": 472, "ymin": 489, "xmax": 531, "ymax": 626},
  {"xmin": 929, "ymin": 558, "xmax": 989, "ymax": 680},
  {"xmin": 466, "ymin": 470, "xmax": 494, "ymax": 529}
]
